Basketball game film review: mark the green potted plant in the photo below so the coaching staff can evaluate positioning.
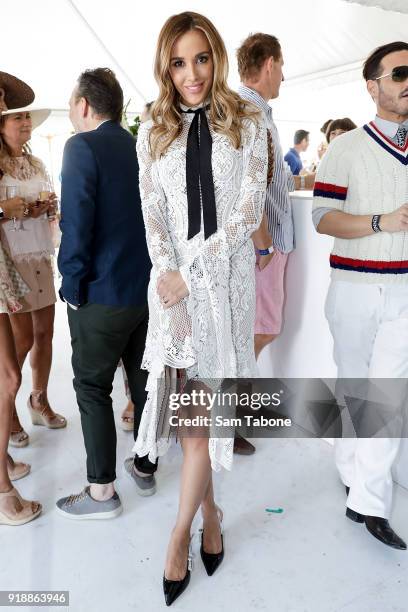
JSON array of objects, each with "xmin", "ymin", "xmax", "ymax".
[{"xmin": 122, "ymin": 99, "xmax": 141, "ymax": 138}]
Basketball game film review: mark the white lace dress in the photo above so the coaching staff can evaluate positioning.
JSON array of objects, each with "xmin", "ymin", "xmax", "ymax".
[{"xmin": 133, "ymin": 110, "xmax": 268, "ymax": 471}]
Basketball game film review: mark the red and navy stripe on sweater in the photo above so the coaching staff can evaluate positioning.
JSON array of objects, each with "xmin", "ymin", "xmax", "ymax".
[
  {"xmin": 330, "ymin": 255, "xmax": 408, "ymax": 275},
  {"xmin": 313, "ymin": 182, "xmax": 348, "ymax": 201},
  {"xmin": 364, "ymin": 122, "xmax": 408, "ymax": 165}
]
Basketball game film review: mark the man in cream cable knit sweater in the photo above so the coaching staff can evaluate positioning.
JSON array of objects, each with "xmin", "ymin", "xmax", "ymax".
[{"xmin": 313, "ymin": 41, "xmax": 408, "ymax": 550}]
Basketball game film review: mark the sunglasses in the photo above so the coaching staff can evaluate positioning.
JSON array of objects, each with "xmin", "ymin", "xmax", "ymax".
[{"xmin": 375, "ymin": 65, "xmax": 408, "ymax": 83}]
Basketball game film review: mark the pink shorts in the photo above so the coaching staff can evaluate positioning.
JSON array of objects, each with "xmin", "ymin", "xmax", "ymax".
[{"xmin": 254, "ymin": 249, "xmax": 288, "ymax": 335}]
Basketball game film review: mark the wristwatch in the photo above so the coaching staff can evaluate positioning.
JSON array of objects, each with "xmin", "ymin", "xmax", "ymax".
[{"xmin": 257, "ymin": 245, "xmax": 274, "ymax": 256}]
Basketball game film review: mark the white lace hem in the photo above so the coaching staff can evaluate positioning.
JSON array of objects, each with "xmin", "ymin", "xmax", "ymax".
[{"xmin": 132, "ymin": 359, "xmax": 233, "ymax": 472}]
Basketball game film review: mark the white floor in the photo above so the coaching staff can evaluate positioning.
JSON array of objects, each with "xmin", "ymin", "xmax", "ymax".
[{"xmin": 2, "ymin": 302, "xmax": 408, "ymax": 612}]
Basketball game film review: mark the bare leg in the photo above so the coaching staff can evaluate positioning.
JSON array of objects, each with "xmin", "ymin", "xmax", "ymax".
[
  {"xmin": 121, "ymin": 400, "xmax": 134, "ymax": 428},
  {"xmin": 0, "ymin": 314, "xmax": 40, "ymax": 521},
  {"xmin": 27, "ymin": 305, "xmax": 65, "ymax": 426},
  {"xmin": 0, "ymin": 314, "xmax": 22, "ymax": 491},
  {"xmin": 30, "ymin": 305, "xmax": 54, "ymax": 394},
  {"xmin": 90, "ymin": 482, "xmax": 115, "ymax": 501},
  {"xmin": 9, "ymin": 311, "xmax": 34, "ymax": 369},
  {"xmin": 120, "ymin": 362, "xmax": 134, "ymax": 430},
  {"xmin": 8, "ymin": 312, "xmax": 33, "ymax": 442},
  {"xmin": 255, "ymin": 333, "xmax": 277, "ymax": 360},
  {"xmin": 165, "ymin": 379, "xmax": 221, "ymax": 580},
  {"xmin": 200, "ymin": 475, "xmax": 223, "ymax": 553},
  {"xmin": 165, "ymin": 435, "xmax": 212, "ymax": 580}
]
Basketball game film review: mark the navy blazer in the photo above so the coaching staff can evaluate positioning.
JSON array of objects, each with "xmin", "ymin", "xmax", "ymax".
[{"xmin": 58, "ymin": 121, "xmax": 151, "ymax": 307}]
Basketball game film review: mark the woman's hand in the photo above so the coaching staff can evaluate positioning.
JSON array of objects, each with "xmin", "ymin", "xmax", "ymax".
[
  {"xmin": 0, "ymin": 197, "xmax": 27, "ymax": 219},
  {"xmin": 31, "ymin": 192, "xmax": 58, "ymax": 219},
  {"xmin": 157, "ymin": 271, "xmax": 189, "ymax": 309},
  {"xmin": 44, "ymin": 193, "xmax": 58, "ymax": 219},
  {"xmin": 29, "ymin": 200, "xmax": 50, "ymax": 218}
]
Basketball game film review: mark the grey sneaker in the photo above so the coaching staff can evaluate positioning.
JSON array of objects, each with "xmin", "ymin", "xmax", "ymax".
[
  {"xmin": 124, "ymin": 456, "xmax": 156, "ymax": 497},
  {"xmin": 56, "ymin": 486, "xmax": 122, "ymax": 520}
]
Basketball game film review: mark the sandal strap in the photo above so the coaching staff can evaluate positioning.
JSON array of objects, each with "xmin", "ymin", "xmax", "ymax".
[
  {"xmin": 0, "ymin": 487, "xmax": 39, "ymax": 507},
  {"xmin": 30, "ymin": 391, "xmax": 57, "ymax": 418},
  {"xmin": 0, "ymin": 487, "xmax": 20, "ymax": 500},
  {"xmin": 10, "ymin": 428, "xmax": 28, "ymax": 439},
  {"xmin": 0, "ymin": 489, "xmax": 40, "ymax": 521}
]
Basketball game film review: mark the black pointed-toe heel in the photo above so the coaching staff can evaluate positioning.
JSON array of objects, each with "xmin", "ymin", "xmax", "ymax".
[
  {"xmin": 200, "ymin": 508, "xmax": 224, "ymax": 577},
  {"xmin": 163, "ymin": 540, "xmax": 193, "ymax": 606}
]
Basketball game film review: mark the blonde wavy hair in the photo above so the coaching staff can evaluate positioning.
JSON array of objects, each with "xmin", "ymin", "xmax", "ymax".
[{"xmin": 149, "ymin": 11, "xmax": 259, "ymax": 159}]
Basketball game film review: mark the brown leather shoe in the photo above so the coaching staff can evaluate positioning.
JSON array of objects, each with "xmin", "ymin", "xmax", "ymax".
[{"xmin": 233, "ymin": 433, "xmax": 256, "ymax": 455}]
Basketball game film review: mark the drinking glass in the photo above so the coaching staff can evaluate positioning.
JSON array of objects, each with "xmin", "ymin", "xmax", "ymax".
[
  {"xmin": 6, "ymin": 185, "xmax": 27, "ymax": 231},
  {"xmin": 38, "ymin": 180, "xmax": 58, "ymax": 221}
]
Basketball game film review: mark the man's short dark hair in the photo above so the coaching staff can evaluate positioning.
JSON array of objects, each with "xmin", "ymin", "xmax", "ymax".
[
  {"xmin": 237, "ymin": 33, "xmax": 281, "ymax": 80},
  {"xmin": 76, "ymin": 68, "xmax": 124, "ymax": 122},
  {"xmin": 294, "ymin": 130, "xmax": 309, "ymax": 145},
  {"xmin": 363, "ymin": 41, "xmax": 408, "ymax": 81}
]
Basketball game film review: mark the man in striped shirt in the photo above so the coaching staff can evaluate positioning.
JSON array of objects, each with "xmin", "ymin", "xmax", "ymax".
[{"xmin": 237, "ymin": 33, "xmax": 315, "ymax": 359}]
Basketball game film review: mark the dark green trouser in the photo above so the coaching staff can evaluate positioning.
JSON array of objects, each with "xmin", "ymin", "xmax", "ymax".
[{"xmin": 67, "ymin": 303, "xmax": 148, "ymax": 484}]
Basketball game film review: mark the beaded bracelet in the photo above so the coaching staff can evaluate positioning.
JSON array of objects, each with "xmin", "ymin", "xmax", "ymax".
[{"xmin": 372, "ymin": 214, "xmax": 382, "ymax": 233}]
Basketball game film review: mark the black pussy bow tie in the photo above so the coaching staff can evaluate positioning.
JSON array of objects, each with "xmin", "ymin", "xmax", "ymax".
[{"xmin": 182, "ymin": 105, "xmax": 217, "ymax": 240}]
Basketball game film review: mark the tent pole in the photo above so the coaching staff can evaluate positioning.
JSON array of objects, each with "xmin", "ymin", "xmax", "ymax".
[{"xmin": 65, "ymin": 0, "xmax": 146, "ymax": 103}]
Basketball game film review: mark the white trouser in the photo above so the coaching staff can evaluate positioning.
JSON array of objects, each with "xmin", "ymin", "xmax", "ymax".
[{"xmin": 325, "ymin": 280, "xmax": 408, "ymax": 518}]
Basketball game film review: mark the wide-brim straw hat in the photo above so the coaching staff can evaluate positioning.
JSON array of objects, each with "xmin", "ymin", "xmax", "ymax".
[
  {"xmin": 0, "ymin": 105, "xmax": 51, "ymax": 130},
  {"xmin": 0, "ymin": 71, "xmax": 34, "ymax": 111}
]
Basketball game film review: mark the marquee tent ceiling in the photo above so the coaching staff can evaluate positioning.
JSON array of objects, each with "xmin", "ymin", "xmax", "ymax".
[
  {"xmin": 343, "ymin": 0, "xmax": 408, "ymax": 14},
  {"xmin": 3, "ymin": 0, "xmax": 408, "ymax": 116}
]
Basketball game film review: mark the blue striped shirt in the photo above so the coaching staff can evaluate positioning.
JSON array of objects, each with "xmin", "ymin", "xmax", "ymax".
[{"xmin": 238, "ymin": 85, "xmax": 295, "ymax": 253}]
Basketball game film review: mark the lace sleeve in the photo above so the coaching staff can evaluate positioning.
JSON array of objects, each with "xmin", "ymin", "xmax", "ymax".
[
  {"xmin": 208, "ymin": 117, "xmax": 267, "ymax": 256},
  {"xmin": 136, "ymin": 123, "xmax": 178, "ymax": 276}
]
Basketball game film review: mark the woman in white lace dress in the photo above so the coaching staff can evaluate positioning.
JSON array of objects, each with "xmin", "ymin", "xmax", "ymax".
[
  {"xmin": 133, "ymin": 12, "xmax": 267, "ymax": 604},
  {"xmin": 0, "ymin": 100, "xmax": 66, "ymax": 448}
]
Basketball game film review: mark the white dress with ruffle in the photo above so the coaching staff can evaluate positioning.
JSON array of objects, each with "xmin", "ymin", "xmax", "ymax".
[{"xmin": 133, "ymin": 110, "xmax": 268, "ymax": 471}]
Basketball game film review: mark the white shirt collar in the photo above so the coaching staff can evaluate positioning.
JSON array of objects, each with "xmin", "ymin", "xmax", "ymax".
[{"xmin": 374, "ymin": 115, "xmax": 408, "ymax": 138}]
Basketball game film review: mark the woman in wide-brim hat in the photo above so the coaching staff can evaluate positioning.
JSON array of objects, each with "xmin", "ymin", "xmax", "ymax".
[
  {"xmin": 0, "ymin": 94, "xmax": 67, "ymax": 449},
  {"xmin": 0, "ymin": 71, "xmax": 41, "ymax": 526}
]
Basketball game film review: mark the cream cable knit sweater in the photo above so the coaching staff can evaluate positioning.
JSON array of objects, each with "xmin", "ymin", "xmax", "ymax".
[{"xmin": 313, "ymin": 123, "xmax": 408, "ymax": 284}]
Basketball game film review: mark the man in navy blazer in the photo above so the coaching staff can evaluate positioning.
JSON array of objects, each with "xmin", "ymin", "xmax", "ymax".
[{"xmin": 57, "ymin": 68, "xmax": 156, "ymax": 519}]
